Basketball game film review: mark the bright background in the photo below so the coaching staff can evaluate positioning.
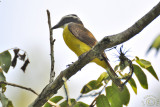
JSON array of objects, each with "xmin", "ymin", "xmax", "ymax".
[{"xmin": 0, "ymin": 0, "xmax": 160, "ymax": 107}]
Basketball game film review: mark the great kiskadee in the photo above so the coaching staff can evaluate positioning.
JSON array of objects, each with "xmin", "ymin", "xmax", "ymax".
[{"xmin": 52, "ymin": 14, "xmax": 122, "ymax": 87}]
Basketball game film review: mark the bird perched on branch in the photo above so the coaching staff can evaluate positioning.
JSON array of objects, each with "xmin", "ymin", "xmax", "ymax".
[{"xmin": 52, "ymin": 14, "xmax": 122, "ymax": 87}]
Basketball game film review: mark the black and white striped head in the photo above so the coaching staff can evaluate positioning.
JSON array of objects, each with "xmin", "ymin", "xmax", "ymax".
[{"xmin": 52, "ymin": 14, "xmax": 83, "ymax": 29}]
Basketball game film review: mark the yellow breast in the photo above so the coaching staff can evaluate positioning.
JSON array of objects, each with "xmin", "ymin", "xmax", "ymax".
[{"xmin": 63, "ymin": 25, "xmax": 91, "ymax": 56}]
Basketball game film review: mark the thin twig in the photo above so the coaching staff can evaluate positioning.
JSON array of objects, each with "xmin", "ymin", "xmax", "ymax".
[
  {"xmin": 0, "ymin": 81, "xmax": 55, "ymax": 106},
  {"xmin": 89, "ymin": 97, "xmax": 97, "ymax": 107},
  {"xmin": 47, "ymin": 10, "xmax": 55, "ymax": 83},
  {"xmin": 0, "ymin": 81, "xmax": 38, "ymax": 95}
]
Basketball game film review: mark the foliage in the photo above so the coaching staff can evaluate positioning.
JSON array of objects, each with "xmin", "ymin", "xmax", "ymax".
[
  {"xmin": 0, "ymin": 93, "xmax": 13, "ymax": 107},
  {"xmin": 81, "ymin": 80, "xmax": 103, "ymax": 94},
  {"xmin": 0, "ymin": 49, "xmax": 29, "ymax": 107},
  {"xmin": 135, "ymin": 56, "xmax": 159, "ymax": 80},
  {"xmin": 45, "ymin": 55, "xmax": 158, "ymax": 107},
  {"xmin": 96, "ymin": 95, "xmax": 110, "ymax": 107},
  {"xmin": 105, "ymin": 84, "xmax": 130, "ymax": 107},
  {"xmin": 146, "ymin": 34, "xmax": 160, "ymax": 55},
  {"xmin": 0, "ymin": 51, "xmax": 11, "ymax": 93},
  {"xmin": 0, "ymin": 51, "xmax": 11, "ymax": 73}
]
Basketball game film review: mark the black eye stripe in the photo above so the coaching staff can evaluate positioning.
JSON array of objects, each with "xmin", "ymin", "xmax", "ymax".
[{"xmin": 62, "ymin": 17, "xmax": 79, "ymax": 24}]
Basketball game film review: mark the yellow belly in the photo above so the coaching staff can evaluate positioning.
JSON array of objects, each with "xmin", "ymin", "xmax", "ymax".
[
  {"xmin": 63, "ymin": 25, "xmax": 91, "ymax": 56},
  {"xmin": 63, "ymin": 25, "xmax": 107, "ymax": 69}
]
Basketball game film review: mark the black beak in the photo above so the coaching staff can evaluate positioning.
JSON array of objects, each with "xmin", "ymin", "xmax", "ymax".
[
  {"xmin": 51, "ymin": 24, "xmax": 60, "ymax": 30},
  {"xmin": 51, "ymin": 20, "xmax": 64, "ymax": 30}
]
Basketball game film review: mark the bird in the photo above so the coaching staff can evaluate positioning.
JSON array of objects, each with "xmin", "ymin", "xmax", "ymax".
[{"xmin": 52, "ymin": 14, "xmax": 122, "ymax": 87}]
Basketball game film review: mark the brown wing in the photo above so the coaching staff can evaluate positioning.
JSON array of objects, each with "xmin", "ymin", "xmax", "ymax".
[
  {"xmin": 68, "ymin": 23, "xmax": 97, "ymax": 48},
  {"xmin": 68, "ymin": 23, "xmax": 108, "ymax": 61}
]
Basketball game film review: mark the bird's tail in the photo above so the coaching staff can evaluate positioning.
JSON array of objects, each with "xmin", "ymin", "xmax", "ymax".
[
  {"xmin": 103, "ymin": 57, "xmax": 123, "ymax": 86},
  {"xmin": 92, "ymin": 52, "xmax": 123, "ymax": 87},
  {"xmin": 99, "ymin": 53, "xmax": 123, "ymax": 87}
]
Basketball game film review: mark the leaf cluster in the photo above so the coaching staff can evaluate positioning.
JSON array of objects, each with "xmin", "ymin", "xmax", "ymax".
[
  {"xmin": 0, "ymin": 49, "xmax": 30, "ymax": 107},
  {"xmin": 44, "ymin": 56, "xmax": 158, "ymax": 107}
]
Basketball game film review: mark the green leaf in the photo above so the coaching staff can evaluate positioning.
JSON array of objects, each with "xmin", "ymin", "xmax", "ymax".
[
  {"xmin": 115, "ymin": 85, "xmax": 130, "ymax": 106},
  {"xmin": 0, "ymin": 92, "xmax": 14, "ymax": 107},
  {"xmin": 97, "ymin": 72, "xmax": 109, "ymax": 84},
  {"xmin": 151, "ymin": 35, "xmax": 160, "ymax": 48},
  {"xmin": 136, "ymin": 57, "xmax": 159, "ymax": 80},
  {"xmin": 0, "ymin": 68, "xmax": 6, "ymax": 82},
  {"xmin": 136, "ymin": 57, "xmax": 151, "ymax": 68},
  {"xmin": 81, "ymin": 80, "xmax": 103, "ymax": 94},
  {"xmin": 146, "ymin": 66, "xmax": 159, "ymax": 80},
  {"xmin": 106, "ymin": 84, "xmax": 130, "ymax": 107},
  {"xmin": 96, "ymin": 95, "xmax": 110, "ymax": 107},
  {"xmin": 44, "ymin": 96, "xmax": 63, "ymax": 107},
  {"xmin": 146, "ymin": 35, "xmax": 160, "ymax": 54},
  {"xmin": 133, "ymin": 64, "xmax": 148, "ymax": 89},
  {"xmin": 0, "ymin": 69, "xmax": 6, "ymax": 92},
  {"xmin": 60, "ymin": 99, "xmax": 76, "ymax": 107},
  {"xmin": 128, "ymin": 78, "xmax": 137, "ymax": 94},
  {"xmin": 74, "ymin": 102, "xmax": 89, "ymax": 107},
  {"xmin": 0, "ymin": 51, "xmax": 11, "ymax": 73}
]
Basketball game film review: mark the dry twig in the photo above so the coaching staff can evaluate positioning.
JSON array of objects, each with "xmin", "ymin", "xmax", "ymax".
[
  {"xmin": 0, "ymin": 81, "xmax": 38, "ymax": 95},
  {"xmin": 47, "ymin": 10, "xmax": 55, "ymax": 83}
]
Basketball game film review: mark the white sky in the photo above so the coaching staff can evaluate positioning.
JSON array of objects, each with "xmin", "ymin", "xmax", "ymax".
[{"xmin": 0, "ymin": 0, "xmax": 160, "ymax": 107}]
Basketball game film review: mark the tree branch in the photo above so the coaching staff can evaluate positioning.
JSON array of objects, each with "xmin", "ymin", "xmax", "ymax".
[
  {"xmin": 47, "ymin": 10, "xmax": 55, "ymax": 83},
  {"xmin": 29, "ymin": 2, "xmax": 160, "ymax": 107},
  {"xmin": 0, "ymin": 81, "xmax": 38, "ymax": 95}
]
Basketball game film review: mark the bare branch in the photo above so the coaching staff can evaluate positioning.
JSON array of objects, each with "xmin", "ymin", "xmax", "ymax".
[
  {"xmin": 29, "ymin": 2, "xmax": 160, "ymax": 107},
  {"xmin": 0, "ymin": 81, "xmax": 38, "ymax": 95},
  {"xmin": 47, "ymin": 10, "xmax": 55, "ymax": 83}
]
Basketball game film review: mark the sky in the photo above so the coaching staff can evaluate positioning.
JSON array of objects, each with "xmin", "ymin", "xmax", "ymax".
[{"xmin": 0, "ymin": 0, "xmax": 160, "ymax": 107}]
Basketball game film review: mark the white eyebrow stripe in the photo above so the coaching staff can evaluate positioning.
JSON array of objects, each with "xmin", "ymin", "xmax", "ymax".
[{"xmin": 63, "ymin": 14, "xmax": 81, "ymax": 21}]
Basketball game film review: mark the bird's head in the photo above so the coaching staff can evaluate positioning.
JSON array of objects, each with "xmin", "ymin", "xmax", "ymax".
[{"xmin": 52, "ymin": 14, "xmax": 83, "ymax": 29}]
